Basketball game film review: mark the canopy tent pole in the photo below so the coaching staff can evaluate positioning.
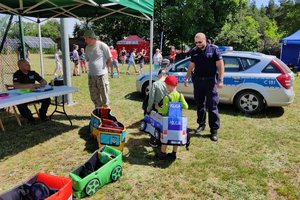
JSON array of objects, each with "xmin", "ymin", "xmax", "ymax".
[
  {"xmin": 18, "ymin": 16, "xmax": 26, "ymax": 60},
  {"xmin": 148, "ymin": 18, "xmax": 154, "ymax": 94},
  {"xmin": 0, "ymin": 15, "xmax": 13, "ymax": 54},
  {"xmin": 60, "ymin": 18, "xmax": 73, "ymax": 105},
  {"xmin": 38, "ymin": 20, "xmax": 44, "ymax": 77}
]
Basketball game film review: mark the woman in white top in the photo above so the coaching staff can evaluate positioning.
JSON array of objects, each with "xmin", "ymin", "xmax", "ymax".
[{"xmin": 153, "ymin": 48, "xmax": 163, "ymax": 70}]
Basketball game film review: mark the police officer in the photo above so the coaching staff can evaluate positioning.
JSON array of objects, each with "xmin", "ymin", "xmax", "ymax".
[
  {"xmin": 184, "ymin": 33, "xmax": 224, "ymax": 141},
  {"xmin": 13, "ymin": 60, "xmax": 51, "ymax": 124}
]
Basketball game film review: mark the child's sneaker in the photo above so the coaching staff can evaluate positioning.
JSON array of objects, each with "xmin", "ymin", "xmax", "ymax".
[
  {"xmin": 167, "ymin": 152, "xmax": 177, "ymax": 160},
  {"xmin": 155, "ymin": 151, "xmax": 167, "ymax": 160}
]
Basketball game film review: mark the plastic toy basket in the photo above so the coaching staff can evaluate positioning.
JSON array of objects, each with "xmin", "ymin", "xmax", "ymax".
[
  {"xmin": 90, "ymin": 108, "xmax": 126, "ymax": 152},
  {"xmin": 69, "ymin": 145, "xmax": 123, "ymax": 198},
  {"xmin": 0, "ymin": 172, "xmax": 72, "ymax": 200}
]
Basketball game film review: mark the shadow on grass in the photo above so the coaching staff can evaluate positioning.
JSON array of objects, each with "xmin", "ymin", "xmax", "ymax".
[
  {"xmin": 124, "ymin": 137, "xmax": 175, "ymax": 169},
  {"xmin": 124, "ymin": 92, "xmax": 284, "ymax": 118},
  {"xmin": 50, "ymin": 114, "xmax": 90, "ymax": 123},
  {"xmin": 126, "ymin": 120, "xmax": 143, "ymax": 133},
  {"xmin": 0, "ymin": 119, "xmax": 79, "ymax": 160},
  {"xmin": 78, "ymin": 122, "xmax": 175, "ymax": 168},
  {"xmin": 78, "ymin": 125, "xmax": 98, "ymax": 154},
  {"xmin": 124, "ymin": 92, "xmax": 143, "ymax": 102}
]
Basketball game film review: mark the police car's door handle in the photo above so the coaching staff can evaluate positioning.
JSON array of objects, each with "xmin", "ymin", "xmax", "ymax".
[{"xmin": 233, "ymin": 76, "xmax": 241, "ymax": 82}]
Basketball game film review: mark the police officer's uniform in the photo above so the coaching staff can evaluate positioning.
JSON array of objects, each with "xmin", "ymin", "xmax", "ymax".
[
  {"xmin": 189, "ymin": 44, "xmax": 222, "ymax": 134},
  {"xmin": 13, "ymin": 70, "xmax": 51, "ymax": 121}
]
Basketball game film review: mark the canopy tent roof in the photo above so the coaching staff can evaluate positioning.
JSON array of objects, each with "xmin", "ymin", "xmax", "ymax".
[
  {"xmin": 282, "ymin": 29, "xmax": 300, "ymax": 45},
  {"xmin": 0, "ymin": 0, "xmax": 153, "ymax": 21},
  {"xmin": 117, "ymin": 35, "xmax": 149, "ymax": 45}
]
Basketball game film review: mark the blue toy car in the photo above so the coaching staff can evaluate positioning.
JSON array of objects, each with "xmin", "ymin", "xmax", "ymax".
[{"xmin": 140, "ymin": 101, "xmax": 190, "ymax": 149}]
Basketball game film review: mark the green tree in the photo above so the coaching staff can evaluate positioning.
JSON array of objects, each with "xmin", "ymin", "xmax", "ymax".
[
  {"xmin": 276, "ymin": 0, "xmax": 300, "ymax": 36},
  {"xmin": 41, "ymin": 19, "xmax": 60, "ymax": 41},
  {"xmin": 216, "ymin": 11, "xmax": 260, "ymax": 51},
  {"xmin": 7, "ymin": 21, "xmax": 38, "ymax": 38},
  {"xmin": 89, "ymin": 16, "xmax": 149, "ymax": 46},
  {"xmin": 160, "ymin": 0, "xmax": 248, "ymax": 50},
  {"xmin": 259, "ymin": 20, "xmax": 283, "ymax": 55},
  {"xmin": 266, "ymin": 0, "xmax": 278, "ymax": 20}
]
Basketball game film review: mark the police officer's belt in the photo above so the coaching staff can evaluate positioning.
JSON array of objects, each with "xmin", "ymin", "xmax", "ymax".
[{"xmin": 193, "ymin": 76, "xmax": 215, "ymax": 80}]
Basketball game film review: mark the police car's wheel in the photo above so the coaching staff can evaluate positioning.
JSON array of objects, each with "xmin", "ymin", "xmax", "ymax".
[
  {"xmin": 235, "ymin": 90, "xmax": 264, "ymax": 114},
  {"xmin": 142, "ymin": 81, "xmax": 151, "ymax": 97},
  {"xmin": 140, "ymin": 120, "xmax": 147, "ymax": 131}
]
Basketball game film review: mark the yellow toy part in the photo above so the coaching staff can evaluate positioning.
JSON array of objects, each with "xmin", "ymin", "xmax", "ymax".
[{"xmin": 90, "ymin": 108, "xmax": 127, "ymax": 152}]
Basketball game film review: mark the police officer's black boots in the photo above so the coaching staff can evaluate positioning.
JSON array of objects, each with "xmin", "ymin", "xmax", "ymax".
[
  {"xmin": 196, "ymin": 125, "xmax": 205, "ymax": 134},
  {"xmin": 210, "ymin": 130, "xmax": 218, "ymax": 142}
]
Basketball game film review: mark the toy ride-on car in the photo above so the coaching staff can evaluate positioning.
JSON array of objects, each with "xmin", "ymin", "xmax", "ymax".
[
  {"xmin": 0, "ymin": 172, "xmax": 72, "ymax": 200},
  {"xmin": 90, "ymin": 108, "xmax": 127, "ymax": 152},
  {"xmin": 140, "ymin": 101, "xmax": 190, "ymax": 148},
  {"xmin": 69, "ymin": 145, "xmax": 123, "ymax": 198}
]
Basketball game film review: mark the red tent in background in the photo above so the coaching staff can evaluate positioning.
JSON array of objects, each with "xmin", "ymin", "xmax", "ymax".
[{"xmin": 117, "ymin": 35, "xmax": 150, "ymax": 61}]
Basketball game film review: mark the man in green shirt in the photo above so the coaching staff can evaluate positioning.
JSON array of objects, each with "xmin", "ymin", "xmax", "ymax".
[
  {"xmin": 147, "ymin": 69, "xmax": 169, "ymax": 113},
  {"xmin": 146, "ymin": 69, "xmax": 169, "ymax": 147}
]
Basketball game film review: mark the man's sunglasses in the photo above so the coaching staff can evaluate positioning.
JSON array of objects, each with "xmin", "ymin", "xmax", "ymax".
[{"xmin": 195, "ymin": 41, "xmax": 203, "ymax": 44}]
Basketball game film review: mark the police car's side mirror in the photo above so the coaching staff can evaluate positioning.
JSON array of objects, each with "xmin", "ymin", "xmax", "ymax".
[{"xmin": 170, "ymin": 66, "xmax": 175, "ymax": 72}]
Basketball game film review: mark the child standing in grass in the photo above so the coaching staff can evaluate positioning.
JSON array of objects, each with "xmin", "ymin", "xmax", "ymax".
[
  {"xmin": 155, "ymin": 76, "xmax": 188, "ymax": 160},
  {"xmin": 53, "ymin": 49, "xmax": 63, "ymax": 76},
  {"xmin": 80, "ymin": 48, "xmax": 87, "ymax": 73}
]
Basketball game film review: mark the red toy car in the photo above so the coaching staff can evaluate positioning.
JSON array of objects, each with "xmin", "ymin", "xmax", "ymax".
[{"xmin": 0, "ymin": 172, "xmax": 72, "ymax": 200}]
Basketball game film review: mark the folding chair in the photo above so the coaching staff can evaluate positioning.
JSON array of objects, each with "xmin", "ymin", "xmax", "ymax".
[{"xmin": 0, "ymin": 84, "xmax": 23, "ymax": 131}]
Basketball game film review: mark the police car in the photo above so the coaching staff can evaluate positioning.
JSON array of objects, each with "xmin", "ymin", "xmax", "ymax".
[{"xmin": 136, "ymin": 51, "xmax": 295, "ymax": 114}]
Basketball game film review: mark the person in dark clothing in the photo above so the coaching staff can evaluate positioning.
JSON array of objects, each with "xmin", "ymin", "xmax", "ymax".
[
  {"xmin": 13, "ymin": 60, "xmax": 51, "ymax": 123},
  {"xmin": 184, "ymin": 33, "xmax": 224, "ymax": 141}
]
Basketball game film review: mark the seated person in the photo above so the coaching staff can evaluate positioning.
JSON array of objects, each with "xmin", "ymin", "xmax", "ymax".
[
  {"xmin": 145, "ymin": 69, "xmax": 168, "ymax": 147},
  {"xmin": 154, "ymin": 76, "xmax": 188, "ymax": 160},
  {"xmin": 13, "ymin": 60, "xmax": 51, "ymax": 123}
]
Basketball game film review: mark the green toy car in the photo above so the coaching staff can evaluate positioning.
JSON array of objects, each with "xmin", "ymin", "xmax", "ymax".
[{"xmin": 69, "ymin": 145, "xmax": 123, "ymax": 198}]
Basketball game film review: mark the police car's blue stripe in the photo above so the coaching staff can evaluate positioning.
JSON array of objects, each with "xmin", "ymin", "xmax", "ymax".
[
  {"xmin": 150, "ymin": 74, "xmax": 280, "ymax": 88},
  {"xmin": 224, "ymin": 77, "xmax": 280, "ymax": 88}
]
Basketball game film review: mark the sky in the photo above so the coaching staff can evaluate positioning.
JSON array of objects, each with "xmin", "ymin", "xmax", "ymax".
[{"xmin": 255, "ymin": 0, "xmax": 279, "ymax": 7}]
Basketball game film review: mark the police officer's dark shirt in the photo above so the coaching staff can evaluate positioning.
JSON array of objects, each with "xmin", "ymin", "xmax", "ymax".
[
  {"xmin": 190, "ymin": 44, "xmax": 222, "ymax": 78},
  {"xmin": 13, "ymin": 70, "xmax": 42, "ymax": 84}
]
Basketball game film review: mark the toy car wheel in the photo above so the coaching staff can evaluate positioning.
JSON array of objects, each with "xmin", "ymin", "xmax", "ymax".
[
  {"xmin": 154, "ymin": 128, "xmax": 161, "ymax": 140},
  {"xmin": 111, "ymin": 165, "xmax": 122, "ymax": 182},
  {"xmin": 140, "ymin": 120, "xmax": 147, "ymax": 131},
  {"xmin": 85, "ymin": 178, "xmax": 100, "ymax": 196}
]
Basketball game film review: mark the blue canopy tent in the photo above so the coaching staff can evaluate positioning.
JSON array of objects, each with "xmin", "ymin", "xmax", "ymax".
[{"xmin": 281, "ymin": 29, "xmax": 300, "ymax": 67}]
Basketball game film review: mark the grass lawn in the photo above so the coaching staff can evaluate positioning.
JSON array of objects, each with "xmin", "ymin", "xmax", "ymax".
[{"xmin": 0, "ymin": 53, "xmax": 299, "ymax": 199}]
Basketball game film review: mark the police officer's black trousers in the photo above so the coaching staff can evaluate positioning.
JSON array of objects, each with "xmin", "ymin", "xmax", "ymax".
[
  {"xmin": 193, "ymin": 78, "xmax": 220, "ymax": 131},
  {"xmin": 17, "ymin": 98, "xmax": 51, "ymax": 120}
]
